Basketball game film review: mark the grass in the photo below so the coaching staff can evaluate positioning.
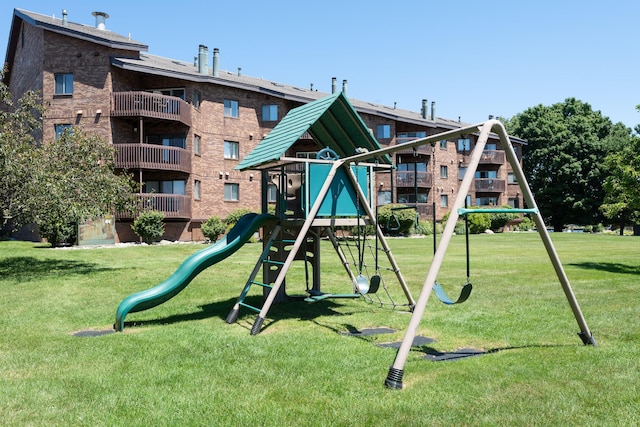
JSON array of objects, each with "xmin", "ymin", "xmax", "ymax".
[{"xmin": 1, "ymin": 233, "xmax": 639, "ymax": 425}]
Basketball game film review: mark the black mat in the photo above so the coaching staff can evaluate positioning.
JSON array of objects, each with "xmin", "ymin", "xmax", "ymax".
[
  {"xmin": 342, "ymin": 327, "xmax": 396, "ymax": 336},
  {"xmin": 376, "ymin": 335, "xmax": 436, "ymax": 348}
]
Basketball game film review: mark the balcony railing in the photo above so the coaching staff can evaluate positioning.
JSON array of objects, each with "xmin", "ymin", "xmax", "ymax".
[
  {"xmin": 111, "ymin": 91, "xmax": 192, "ymax": 126},
  {"xmin": 396, "ymin": 171, "xmax": 433, "ymax": 188},
  {"xmin": 479, "ymin": 150, "xmax": 505, "ymax": 164},
  {"xmin": 116, "ymin": 194, "xmax": 191, "ymax": 219},
  {"xmin": 475, "ymin": 178, "xmax": 505, "ymax": 192},
  {"xmin": 115, "ymin": 143, "xmax": 191, "ymax": 173},
  {"xmin": 395, "ymin": 137, "xmax": 432, "ymax": 155}
]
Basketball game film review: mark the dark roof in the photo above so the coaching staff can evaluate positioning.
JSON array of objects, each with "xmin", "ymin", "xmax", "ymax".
[{"xmin": 236, "ymin": 92, "xmax": 392, "ymax": 171}]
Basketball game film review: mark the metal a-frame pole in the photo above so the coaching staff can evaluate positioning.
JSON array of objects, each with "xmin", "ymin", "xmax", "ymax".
[{"xmin": 492, "ymin": 122, "xmax": 597, "ymax": 347}]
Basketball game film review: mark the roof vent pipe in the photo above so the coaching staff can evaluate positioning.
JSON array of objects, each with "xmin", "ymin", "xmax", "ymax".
[
  {"xmin": 212, "ymin": 48, "xmax": 220, "ymax": 77},
  {"xmin": 198, "ymin": 45, "xmax": 208, "ymax": 74},
  {"xmin": 91, "ymin": 11, "xmax": 109, "ymax": 30},
  {"xmin": 342, "ymin": 79, "xmax": 348, "ymax": 96},
  {"xmin": 238, "ymin": 67, "xmax": 242, "ymax": 77},
  {"xmin": 61, "ymin": 9, "xmax": 68, "ymax": 26},
  {"xmin": 421, "ymin": 99, "xmax": 428, "ymax": 119},
  {"xmin": 431, "ymin": 101, "xmax": 436, "ymax": 121},
  {"xmin": 331, "ymin": 77, "xmax": 337, "ymax": 94}
]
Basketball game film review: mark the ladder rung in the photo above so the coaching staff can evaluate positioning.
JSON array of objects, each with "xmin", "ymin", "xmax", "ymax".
[
  {"xmin": 263, "ymin": 259, "xmax": 285, "ymax": 266},
  {"xmin": 239, "ymin": 302, "xmax": 261, "ymax": 313},
  {"xmin": 251, "ymin": 281, "xmax": 273, "ymax": 289}
]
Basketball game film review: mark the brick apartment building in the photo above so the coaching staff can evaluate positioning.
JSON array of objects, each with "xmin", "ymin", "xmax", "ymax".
[{"xmin": 3, "ymin": 8, "xmax": 526, "ymax": 242}]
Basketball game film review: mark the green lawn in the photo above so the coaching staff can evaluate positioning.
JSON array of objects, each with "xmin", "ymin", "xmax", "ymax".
[{"xmin": 1, "ymin": 233, "xmax": 639, "ymax": 425}]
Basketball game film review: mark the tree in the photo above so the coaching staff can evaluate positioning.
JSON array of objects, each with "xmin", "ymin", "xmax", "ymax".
[
  {"xmin": 600, "ymin": 106, "xmax": 640, "ymax": 234},
  {"xmin": 0, "ymin": 69, "xmax": 43, "ymax": 231},
  {"xmin": 505, "ymin": 98, "xmax": 633, "ymax": 231},
  {"xmin": 28, "ymin": 128, "xmax": 136, "ymax": 246}
]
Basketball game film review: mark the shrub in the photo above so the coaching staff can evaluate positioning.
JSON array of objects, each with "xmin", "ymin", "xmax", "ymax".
[
  {"xmin": 377, "ymin": 204, "xmax": 416, "ymax": 235},
  {"xmin": 489, "ymin": 205, "xmax": 520, "ymax": 232},
  {"xmin": 412, "ymin": 219, "xmax": 433, "ymax": 236},
  {"xmin": 467, "ymin": 212, "xmax": 491, "ymax": 234},
  {"xmin": 518, "ymin": 216, "xmax": 535, "ymax": 231},
  {"xmin": 132, "ymin": 210, "xmax": 164, "ymax": 243},
  {"xmin": 225, "ymin": 208, "xmax": 255, "ymax": 229},
  {"xmin": 38, "ymin": 220, "xmax": 77, "ymax": 247},
  {"xmin": 201, "ymin": 215, "xmax": 226, "ymax": 243}
]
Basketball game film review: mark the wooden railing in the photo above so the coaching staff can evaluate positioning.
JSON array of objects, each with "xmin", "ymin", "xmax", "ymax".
[
  {"xmin": 474, "ymin": 178, "xmax": 506, "ymax": 192},
  {"xmin": 116, "ymin": 194, "xmax": 191, "ymax": 219},
  {"xmin": 111, "ymin": 91, "xmax": 192, "ymax": 126},
  {"xmin": 479, "ymin": 150, "xmax": 505, "ymax": 164},
  {"xmin": 395, "ymin": 137, "xmax": 432, "ymax": 155},
  {"xmin": 114, "ymin": 143, "xmax": 191, "ymax": 172},
  {"xmin": 396, "ymin": 171, "xmax": 433, "ymax": 188}
]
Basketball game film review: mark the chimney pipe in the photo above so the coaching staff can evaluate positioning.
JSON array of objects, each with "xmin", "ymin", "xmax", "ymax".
[
  {"xmin": 331, "ymin": 77, "xmax": 337, "ymax": 94},
  {"xmin": 91, "ymin": 11, "xmax": 109, "ymax": 30},
  {"xmin": 431, "ymin": 101, "xmax": 436, "ymax": 121},
  {"xmin": 488, "ymin": 115, "xmax": 494, "ymax": 120},
  {"xmin": 342, "ymin": 79, "xmax": 348, "ymax": 96},
  {"xmin": 61, "ymin": 9, "xmax": 68, "ymax": 26},
  {"xmin": 421, "ymin": 99, "xmax": 428, "ymax": 119},
  {"xmin": 198, "ymin": 45, "xmax": 208, "ymax": 74},
  {"xmin": 238, "ymin": 67, "xmax": 242, "ymax": 77},
  {"xmin": 212, "ymin": 48, "xmax": 220, "ymax": 77}
]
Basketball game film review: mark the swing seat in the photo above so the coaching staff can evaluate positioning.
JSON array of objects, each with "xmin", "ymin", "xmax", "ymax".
[
  {"xmin": 432, "ymin": 282, "xmax": 473, "ymax": 305},
  {"xmin": 305, "ymin": 289, "xmax": 360, "ymax": 303}
]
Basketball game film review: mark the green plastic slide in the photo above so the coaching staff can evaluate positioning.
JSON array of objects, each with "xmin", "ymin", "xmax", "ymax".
[{"xmin": 114, "ymin": 213, "xmax": 277, "ymax": 331}]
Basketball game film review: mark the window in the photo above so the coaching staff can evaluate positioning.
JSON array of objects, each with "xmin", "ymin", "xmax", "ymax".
[
  {"xmin": 144, "ymin": 180, "xmax": 186, "ymax": 195},
  {"xmin": 476, "ymin": 197, "xmax": 498, "ymax": 206},
  {"xmin": 224, "ymin": 183, "xmax": 239, "ymax": 201},
  {"xmin": 267, "ymin": 184, "xmax": 278, "ymax": 203},
  {"xmin": 440, "ymin": 165, "xmax": 448, "ymax": 179},
  {"xmin": 262, "ymin": 104, "xmax": 278, "ymax": 121},
  {"xmin": 54, "ymin": 73, "xmax": 73, "ymax": 95},
  {"xmin": 457, "ymin": 138, "xmax": 471, "ymax": 151},
  {"xmin": 158, "ymin": 88, "xmax": 185, "ymax": 99},
  {"xmin": 508, "ymin": 172, "xmax": 518, "ymax": 184},
  {"xmin": 194, "ymin": 134, "xmax": 201, "ymax": 156},
  {"xmin": 458, "ymin": 167, "xmax": 467, "ymax": 180},
  {"xmin": 377, "ymin": 124, "xmax": 391, "ymax": 139},
  {"xmin": 439, "ymin": 139, "xmax": 447, "ymax": 149},
  {"xmin": 145, "ymin": 135, "xmax": 186, "ymax": 149},
  {"xmin": 397, "ymin": 131, "xmax": 426, "ymax": 144},
  {"xmin": 508, "ymin": 197, "xmax": 520, "ymax": 209},
  {"xmin": 224, "ymin": 140, "xmax": 239, "ymax": 159},
  {"xmin": 475, "ymin": 170, "xmax": 498, "ymax": 179},
  {"xmin": 224, "ymin": 99, "xmax": 239, "ymax": 117},
  {"xmin": 194, "ymin": 180, "xmax": 201, "ymax": 200},
  {"xmin": 440, "ymin": 194, "xmax": 448, "ymax": 208},
  {"xmin": 296, "ymin": 151, "xmax": 318, "ymax": 159},
  {"xmin": 377, "ymin": 190, "xmax": 392, "ymax": 205},
  {"xmin": 485, "ymin": 143, "xmax": 497, "ymax": 151},
  {"xmin": 54, "ymin": 124, "xmax": 72, "ymax": 140},
  {"xmin": 193, "ymin": 89, "xmax": 201, "ymax": 109}
]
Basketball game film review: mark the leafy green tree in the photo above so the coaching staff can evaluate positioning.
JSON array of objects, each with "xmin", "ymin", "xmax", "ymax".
[
  {"xmin": 0, "ymin": 70, "xmax": 43, "ymax": 231},
  {"xmin": 600, "ymin": 107, "xmax": 640, "ymax": 233},
  {"xmin": 505, "ymin": 98, "xmax": 633, "ymax": 231},
  {"xmin": 29, "ymin": 128, "xmax": 136, "ymax": 246}
]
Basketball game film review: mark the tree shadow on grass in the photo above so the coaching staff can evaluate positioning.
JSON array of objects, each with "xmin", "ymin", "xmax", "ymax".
[
  {"xmin": 568, "ymin": 261, "xmax": 640, "ymax": 276},
  {"xmin": 0, "ymin": 256, "xmax": 111, "ymax": 283},
  {"xmin": 122, "ymin": 295, "xmax": 350, "ymax": 332}
]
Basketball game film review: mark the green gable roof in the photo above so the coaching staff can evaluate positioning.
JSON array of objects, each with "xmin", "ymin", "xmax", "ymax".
[{"xmin": 236, "ymin": 92, "xmax": 390, "ymax": 171}]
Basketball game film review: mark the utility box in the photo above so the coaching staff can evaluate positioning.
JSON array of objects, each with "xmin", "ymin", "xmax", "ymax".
[{"xmin": 78, "ymin": 215, "xmax": 116, "ymax": 245}]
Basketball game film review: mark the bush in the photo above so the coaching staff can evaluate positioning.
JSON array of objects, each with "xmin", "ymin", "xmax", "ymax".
[
  {"xmin": 132, "ymin": 210, "xmax": 165, "ymax": 243},
  {"xmin": 412, "ymin": 219, "xmax": 433, "ymax": 236},
  {"xmin": 468, "ymin": 212, "xmax": 491, "ymax": 234},
  {"xmin": 38, "ymin": 220, "xmax": 77, "ymax": 247},
  {"xmin": 489, "ymin": 205, "xmax": 520, "ymax": 232},
  {"xmin": 518, "ymin": 216, "xmax": 535, "ymax": 231},
  {"xmin": 201, "ymin": 215, "xmax": 226, "ymax": 243},
  {"xmin": 377, "ymin": 204, "xmax": 416, "ymax": 235},
  {"xmin": 225, "ymin": 208, "xmax": 255, "ymax": 229}
]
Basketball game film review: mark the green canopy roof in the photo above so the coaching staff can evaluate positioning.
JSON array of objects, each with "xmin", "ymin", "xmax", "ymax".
[{"xmin": 236, "ymin": 92, "xmax": 390, "ymax": 171}]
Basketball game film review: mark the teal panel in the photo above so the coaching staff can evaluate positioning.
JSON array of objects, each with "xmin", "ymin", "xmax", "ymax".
[{"xmin": 308, "ymin": 164, "xmax": 369, "ymax": 217}]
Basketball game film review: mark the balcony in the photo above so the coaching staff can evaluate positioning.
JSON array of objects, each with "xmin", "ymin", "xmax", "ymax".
[
  {"xmin": 111, "ymin": 91, "xmax": 192, "ymax": 126},
  {"xmin": 395, "ymin": 137, "xmax": 432, "ymax": 155},
  {"xmin": 116, "ymin": 194, "xmax": 191, "ymax": 220},
  {"xmin": 479, "ymin": 150, "xmax": 505, "ymax": 165},
  {"xmin": 396, "ymin": 171, "xmax": 433, "ymax": 188},
  {"xmin": 115, "ymin": 143, "xmax": 191, "ymax": 173},
  {"xmin": 475, "ymin": 178, "xmax": 505, "ymax": 193}
]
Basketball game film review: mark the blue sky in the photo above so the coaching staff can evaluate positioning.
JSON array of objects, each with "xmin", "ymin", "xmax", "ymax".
[{"xmin": 2, "ymin": 1, "xmax": 639, "ymax": 130}]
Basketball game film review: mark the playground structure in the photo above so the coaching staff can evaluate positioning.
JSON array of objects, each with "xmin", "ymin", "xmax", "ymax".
[{"xmin": 114, "ymin": 92, "xmax": 596, "ymax": 389}]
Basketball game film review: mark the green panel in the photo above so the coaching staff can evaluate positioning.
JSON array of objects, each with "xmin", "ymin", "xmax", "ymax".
[{"xmin": 308, "ymin": 164, "xmax": 369, "ymax": 217}]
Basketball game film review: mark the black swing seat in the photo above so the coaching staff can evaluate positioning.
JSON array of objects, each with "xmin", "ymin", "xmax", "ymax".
[{"xmin": 432, "ymin": 281, "xmax": 473, "ymax": 305}]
